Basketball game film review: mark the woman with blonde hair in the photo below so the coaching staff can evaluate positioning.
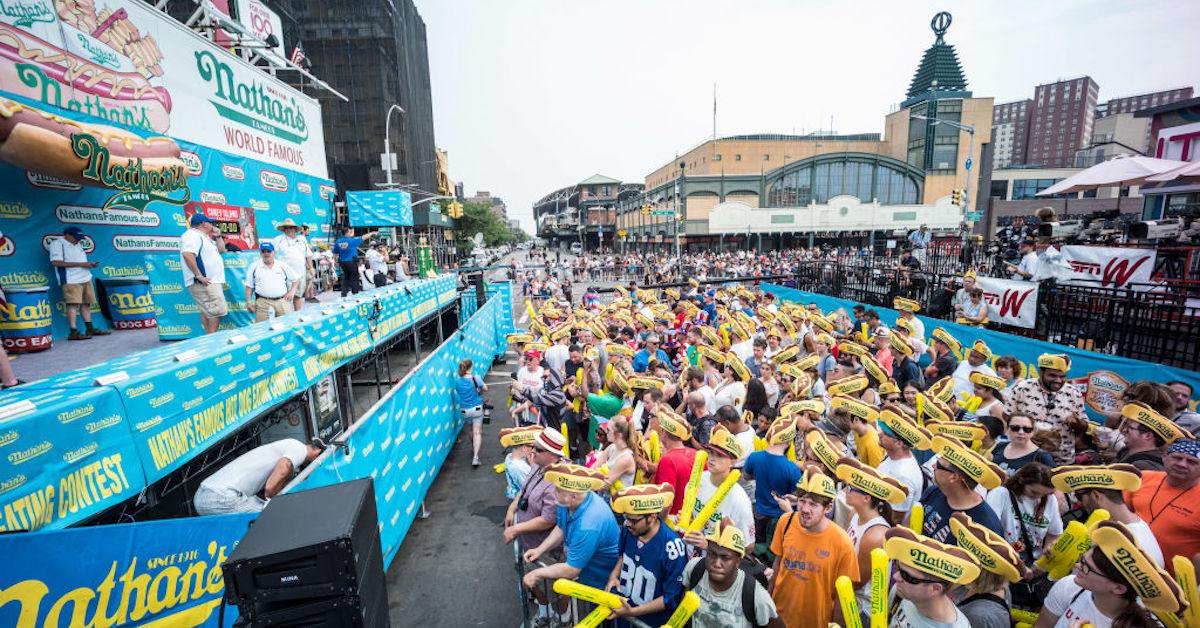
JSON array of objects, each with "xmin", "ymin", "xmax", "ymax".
[{"xmin": 455, "ymin": 358, "xmax": 487, "ymax": 466}]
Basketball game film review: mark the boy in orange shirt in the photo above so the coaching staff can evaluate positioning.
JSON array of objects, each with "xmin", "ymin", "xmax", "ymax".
[{"xmin": 769, "ymin": 469, "xmax": 859, "ymax": 628}]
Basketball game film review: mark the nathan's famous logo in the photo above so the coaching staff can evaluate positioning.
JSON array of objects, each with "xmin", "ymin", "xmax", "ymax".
[
  {"xmin": 1061, "ymin": 473, "xmax": 1117, "ymax": 490},
  {"xmin": 101, "ymin": 264, "xmax": 149, "ymax": 279},
  {"xmin": 110, "ymin": 289, "xmax": 154, "ymax": 315},
  {"xmin": 0, "ymin": 429, "xmax": 17, "ymax": 447},
  {"xmin": 286, "ymin": 202, "xmax": 301, "ymax": 215},
  {"xmin": 222, "ymin": 164, "xmax": 245, "ymax": 180},
  {"xmin": 319, "ymin": 184, "xmax": 336, "ymax": 200},
  {"xmin": 7, "ymin": 440, "xmax": 51, "ymax": 465},
  {"xmin": 940, "ymin": 448, "xmax": 984, "ymax": 478},
  {"xmin": 908, "ymin": 547, "xmax": 964, "ymax": 581},
  {"xmin": 1, "ymin": 0, "xmax": 54, "ymax": 28},
  {"xmin": 200, "ymin": 191, "xmax": 227, "ymax": 204},
  {"xmin": 0, "ymin": 201, "xmax": 31, "ymax": 219},
  {"xmin": 297, "ymin": 181, "xmax": 312, "ymax": 194},
  {"xmin": 1113, "ymin": 547, "xmax": 1160, "ymax": 597},
  {"xmin": 70, "ymin": 134, "xmax": 190, "ymax": 212},
  {"xmin": 85, "ymin": 415, "xmax": 122, "ymax": 434},
  {"xmin": 953, "ymin": 531, "xmax": 998, "ymax": 570},
  {"xmin": 179, "ymin": 150, "xmax": 203, "ymax": 176},
  {"xmin": 63, "ymin": 442, "xmax": 99, "ymax": 464},
  {"xmin": 74, "ymin": 31, "xmax": 118, "ymax": 68},
  {"xmin": 126, "ymin": 382, "xmax": 155, "ymax": 398},
  {"xmin": 195, "ymin": 50, "xmax": 309, "ymax": 143},
  {"xmin": 0, "ymin": 294, "xmax": 51, "ymax": 327},
  {"xmin": 260, "ymin": 170, "xmax": 288, "ymax": 192},
  {"xmin": 42, "ymin": 233, "xmax": 95, "ymax": 254},
  {"xmin": 56, "ymin": 403, "xmax": 95, "ymax": 425}
]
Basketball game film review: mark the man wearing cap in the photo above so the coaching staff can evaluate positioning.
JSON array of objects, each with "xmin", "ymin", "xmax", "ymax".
[
  {"xmin": 921, "ymin": 437, "xmax": 1004, "ymax": 545},
  {"xmin": 884, "ymin": 528, "xmax": 975, "ymax": 627},
  {"xmin": 504, "ymin": 428, "xmax": 566, "ymax": 555},
  {"xmin": 48, "ymin": 226, "xmax": 109, "ymax": 340},
  {"xmin": 1006, "ymin": 354, "xmax": 1087, "ymax": 464},
  {"xmin": 1053, "ymin": 463, "xmax": 1164, "ymax": 566},
  {"xmin": 633, "ymin": 334, "xmax": 670, "ymax": 374},
  {"xmin": 523, "ymin": 463, "xmax": 620, "ymax": 625},
  {"xmin": 271, "ymin": 219, "xmax": 314, "ymax": 311},
  {"xmin": 652, "ymin": 412, "xmax": 699, "ymax": 515},
  {"xmin": 1007, "ymin": 238, "xmax": 1039, "ymax": 281},
  {"xmin": 180, "ymin": 213, "xmax": 228, "ymax": 334},
  {"xmin": 1129, "ymin": 438, "xmax": 1200, "ymax": 576},
  {"xmin": 334, "ymin": 227, "xmax": 378, "ymax": 296},
  {"xmin": 950, "ymin": 340, "xmax": 997, "ymax": 400},
  {"xmin": 605, "ymin": 484, "xmax": 688, "ymax": 627},
  {"xmin": 744, "ymin": 417, "xmax": 802, "ymax": 559},
  {"xmin": 244, "ymin": 242, "xmax": 298, "ymax": 322},
  {"xmin": 908, "ymin": 225, "xmax": 931, "ymax": 263},
  {"xmin": 683, "ymin": 518, "xmax": 781, "ymax": 628},
  {"xmin": 769, "ymin": 471, "xmax": 859, "ymax": 628},
  {"xmin": 364, "ymin": 242, "xmax": 389, "ymax": 288}
]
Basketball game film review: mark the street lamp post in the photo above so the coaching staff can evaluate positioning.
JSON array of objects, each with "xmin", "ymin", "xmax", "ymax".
[
  {"xmin": 382, "ymin": 104, "xmax": 406, "ymax": 187},
  {"xmin": 676, "ymin": 162, "xmax": 685, "ymax": 258},
  {"xmin": 911, "ymin": 113, "xmax": 976, "ymax": 211}
]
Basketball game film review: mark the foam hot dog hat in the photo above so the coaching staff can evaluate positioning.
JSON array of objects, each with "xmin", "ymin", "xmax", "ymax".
[
  {"xmin": 884, "ymin": 526, "xmax": 980, "ymax": 585},
  {"xmin": 926, "ymin": 420, "xmax": 988, "ymax": 444},
  {"xmin": 696, "ymin": 344, "xmax": 725, "ymax": 364},
  {"xmin": 707, "ymin": 425, "xmax": 745, "ymax": 460},
  {"xmin": 830, "ymin": 395, "xmax": 879, "ymax": 423},
  {"xmin": 795, "ymin": 353, "xmax": 821, "ymax": 372},
  {"xmin": 888, "ymin": 329, "xmax": 915, "ymax": 358},
  {"xmin": 499, "ymin": 425, "xmax": 542, "ymax": 448},
  {"xmin": 795, "ymin": 468, "xmax": 837, "ymax": 500},
  {"xmin": 657, "ymin": 410, "xmax": 692, "ymax": 441},
  {"xmin": 707, "ymin": 517, "xmax": 749, "ymax": 555},
  {"xmin": 766, "ymin": 415, "xmax": 798, "ymax": 446},
  {"xmin": 606, "ymin": 343, "xmax": 635, "ymax": 358},
  {"xmin": 879, "ymin": 407, "xmax": 935, "ymax": 450},
  {"xmin": 781, "ymin": 399, "xmax": 826, "ymax": 417},
  {"xmin": 969, "ymin": 371, "xmax": 1007, "ymax": 392},
  {"xmin": 878, "ymin": 380, "xmax": 901, "ymax": 396},
  {"xmin": 949, "ymin": 512, "xmax": 1025, "ymax": 583},
  {"xmin": 544, "ymin": 463, "xmax": 607, "ymax": 492},
  {"xmin": 827, "ymin": 374, "xmax": 869, "ymax": 396},
  {"xmin": 770, "ymin": 345, "xmax": 800, "ymax": 364},
  {"xmin": 859, "ymin": 353, "xmax": 890, "ymax": 385},
  {"xmin": 931, "ymin": 327, "xmax": 962, "ymax": 354},
  {"xmin": 932, "ymin": 435, "xmax": 1007, "ymax": 490},
  {"xmin": 1122, "ymin": 401, "xmax": 1194, "ymax": 444},
  {"xmin": 836, "ymin": 456, "xmax": 907, "ymax": 505},
  {"xmin": 725, "ymin": 351, "xmax": 751, "ymax": 382},
  {"xmin": 893, "ymin": 297, "xmax": 921, "ymax": 313},
  {"xmin": 804, "ymin": 428, "xmax": 843, "ymax": 473},
  {"xmin": 1090, "ymin": 521, "xmax": 1186, "ymax": 614},
  {"xmin": 1037, "ymin": 353, "xmax": 1071, "ymax": 373},
  {"xmin": 1051, "ymin": 463, "xmax": 1143, "ymax": 493},
  {"xmin": 611, "ymin": 483, "xmax": 674, "ymax": 516}
]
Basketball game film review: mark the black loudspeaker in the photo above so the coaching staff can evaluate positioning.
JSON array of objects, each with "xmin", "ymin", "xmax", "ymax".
[{"xmin": 222, "ymin": 477, "xmax": 389, "ymax": 627}]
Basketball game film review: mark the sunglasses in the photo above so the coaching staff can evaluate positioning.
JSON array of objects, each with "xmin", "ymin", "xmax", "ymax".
[
  {"xmin": 897, "ymin": 568, "xmax": 941, "ymax": 585},
  {"xmin": 1010, "ymin": 425, "xmax": 1034, "ymax": 433}
]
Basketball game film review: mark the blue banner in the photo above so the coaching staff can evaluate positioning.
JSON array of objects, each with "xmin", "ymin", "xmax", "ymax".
[
  {"xmin": 0, "ymin": 89, "xmax": 336, "ymax": 343},
  {"xmin": 0, "ymin": 513, "xmax": 253, "ymax": 627},
  {"xmin": 144, "ymin": 252, "xmax": 258, "ymax": 340},
  {"xmin": 291, "ymin": 283, "xmax": 512, "ymax": 564},
  {"xmin": 0, "ymin": 275, "xmax": 458, "ymax": 530},
  {"xmin": 346, "ymin": 190, "xmax": 413, "ymax": 227},
  {"xmin": 761, "ymin": 283, "xmax": 1200, "ymax": 420}
]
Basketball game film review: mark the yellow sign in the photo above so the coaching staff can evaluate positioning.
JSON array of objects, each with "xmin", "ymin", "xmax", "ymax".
[{"xmin": 617, "ymin": 229, "xmax": 627, "ymax": 238}]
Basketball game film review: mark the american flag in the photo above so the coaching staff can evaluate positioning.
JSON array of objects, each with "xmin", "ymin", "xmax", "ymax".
[{"xmin": 289, "ymin": 43, "xmax": 306, "ymax": 66}]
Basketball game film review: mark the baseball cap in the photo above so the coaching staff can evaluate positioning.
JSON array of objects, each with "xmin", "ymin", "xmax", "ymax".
[
  {"xmin": 260, "ymin": 241, "xmax": 275, "ymax": 252},
  {"xmin": 63, "ymin": 226, "xmax": 84, "ymax": 238},
  {"xmin": 190, "ymin": 213, "xmax": 214, "ymax": 226}
]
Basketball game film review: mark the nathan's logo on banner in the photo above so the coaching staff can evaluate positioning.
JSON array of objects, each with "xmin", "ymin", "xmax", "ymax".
[
  {"xmin": 0, "ymin": 201, "xmax": 31, "ymax": 219},
  {"xmin": 260, "ymin": 170, "xmax": 288, "ymax": 192},
  {"xmin": 112, "ymin": 234, "xmax": 181, "ymax": 251},
  {"xmin": 41, "ymin": 234, "xmax": 95, "ymax": 254},
  {"xmin": 200, "ymin": 191, "xmax": 227, "ymax": 204},
  {"xmin": 319, "ymin": 184, "xmax": 336, "ymax": 200},
  {"xmin": 0, "ymin": 270, "xmax": 47, "ymax": 290},
  {"xmin": 101, "ymin": 265, "xmax": 149, "ymax": 279},
  {"xmin": 1, "ymin": 0, "xmax": 54, "ymax": 27},
  {"xmin": 286, "ymin": 202, "xmax": 301, "ymax": 215},
  {"xmin": 26, "ymin": 170, "xmax": 81, "ymax": 191},
  {"xmin": 70, "ymin": 134, "xmax": 190, "ymax": 212},
  {"xmin": 179, "ymin": 150, "xmax": 203, "ymax": 176},
  {"xmin": 222, "ymin": 164, "xmax": 245, "ymax": 180},
  {"xmin": 194, "ymin": 50, "xmax": 309, "ymax": 143},
  {"xmin": 56, "ymin": 204, "xmax": 160, "ymax": 228},
  {"xmin": 298, "ymin": 181, "xmax": 312, "ymax": 194}
]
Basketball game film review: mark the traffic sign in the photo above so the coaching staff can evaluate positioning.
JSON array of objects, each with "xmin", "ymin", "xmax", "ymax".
[
  {"xmin": 617, "ymin": 229, "xmax": 627, "ymax": 238},
  {"xmin": 964, "ymin": 157, "xmax": 973, "ymax": 170},
  {"xmin": 652, "ymin": 210, "xmax": 674, "ymax": 216}
]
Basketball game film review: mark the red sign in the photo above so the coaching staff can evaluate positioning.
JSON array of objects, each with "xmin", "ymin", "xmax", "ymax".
[{"xmin": 185, "ymin": 202, "xmax": 258, "ymax": 251}]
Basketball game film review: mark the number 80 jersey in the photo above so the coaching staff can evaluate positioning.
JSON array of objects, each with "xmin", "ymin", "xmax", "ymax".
[{"xmin": 615, "ymin": 523, "xmax": 689, "ymax": 627}]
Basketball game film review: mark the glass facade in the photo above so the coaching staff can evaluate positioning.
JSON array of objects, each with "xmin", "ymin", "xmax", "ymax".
[
  {"xmin": 1010, "ymin": 178, "xmax": 1065, "ymax": 200},
  {"xmin": 767, "ymin": 157, "xmax": 921, "ymax": 206},
  {"xmin": 906, "ymin": 99, "xmax": 962, "ymax": 173}
]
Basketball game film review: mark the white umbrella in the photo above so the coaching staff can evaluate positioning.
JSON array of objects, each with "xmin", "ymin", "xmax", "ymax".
[
  {"xmin": 1145, "ymin": 160, "xmax": 1200, "ymax": 183},
  {"xmin": 1036, "ymin": 154, "xmax": 1187, "ymax": 196}
]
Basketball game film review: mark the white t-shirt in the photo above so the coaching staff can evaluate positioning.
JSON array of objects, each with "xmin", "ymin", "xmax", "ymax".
[
  {"xmin": 878, "ymin": 455, "xmax": 924, "ymax": 514},
  {"xmin": 199, "ymin": 438, "xmax": 308, "ymax": 497},
  {"xmin": 889, "ymin": 599, "xmax": 970, "ymax": 628},
  {"xmin": 246, "ymin": 260, "xmax": 297, "ymax": 299},
  {"xmin": 902, "ymin": 314, "xmax": 926, "ymax": 343},
  {"xmin": 713, "ymin": 380, "xmax": 746, "ymax": 414},
  {"xmin": 516, "ymin": 366, "xmax": 545, "ymax": 396},
  {"xmin": 1125, "ymin": 518, "xmax": 1165, "ymax": 567},
  {"xmin": 682, "ymin": 557, "xmax": 778, "ymax": 628},
  {"xmin": 1043, "ymin": 575, "xmax": 1112, "ymax": 628},
  {"xmin": 180, "ymin": 228, "xmax": 226, "ymax": 286},
  {"xmin": 48, "ymin": 237, "xmax": 93, "ymax": 284},
  {"xmin": 271, "ymin": 233, "xmax": 311, "ymax": 275},
  {"xmin": 543, "ymin": 344, "xmax": 570, "ymax": 377},
  {"xmin": 694, "ymin": 385, "xmax": 718, "ymax": 416},
  {"xmin": 730, "ymin": 340, "xmax": 754, "ymax": 363},
  {"xmin": 691, "ymin": 471, "xmax": 755, "ymax": 541},
  {"xmin": 984, "ymin": 486, "xmax": 1063, "ymax": 560},
  {"xmin": 730, "ymin": 426, "xmax": 756, "ymax": 468},
  {"xmin": 364, "ymin": 248, "xmax": 387, "ymax": 273},
  {"xmin": 951, "ymin": 361, "xmax": 996, "ymax": 399}
]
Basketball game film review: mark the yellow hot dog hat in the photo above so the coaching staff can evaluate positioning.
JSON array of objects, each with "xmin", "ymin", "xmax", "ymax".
[
  {"xmin": 811, "ymin": 314, "xmax": 835, "ymax": 333},
  {"xmin": 836, "ymin": 456, "xmax": 907, "ymax": 505},
  {"xmin": 1122, "ymin": 401, "xmax": 1193, "ymax": 444},
  {"xmin": 878, "ymin": 408, "xmax": 935, "ymax": 450},
  {"xmin": 707, "ymin": 516, "xmax": 749, "ymax": 556},
  {"xmin": 925, "ymin": 378, "xmax": 957, "ymax": 404},
  {"xmin": 830, "ymin": 395, "xmax": 879, "ymax": 423},
  {"xmin": 611, "ymin": 483, "xmax": 675, "ymax": 516},
  {"xmin": 629, "ymin": 376, "xmax": 665, "ymax": 390},
  {"xmin": 726, "ymin": 352, "xmax": 751, "ymax": 382},
  {"xmin": 506, "ymin": 332, "xmax": 534, "ymax": 345},
  {"xmin": 698, "ymin": 325, "xmax": 722, "ymax": 348},
  {"xmin": 778, "ymin": 362, "xmax": 808, "ymax": 380},
  {"xmin": 696, "ymin": 344, "xmax": 725, "ymax": 364},
  {"xmin": 770, "ymin": 345, "xmax": 800, "ymax": 364},
  {"xmin": 606, "ymin": 343, "xmax": 635, "ymax": 358},
  {"xmin": 859, "ymin": 353, "xmax": 889, "ymax": 384},
  {"xmin": 931, "ymin": 327, "xmax": 961, "ymax": 353},
  {"xmin": 827, "ymin": 374, "xmax": 869, "ymax": 396},
  {"xmin": 884, "ymin": 527, "xmax": 980, "ymax": 585},
  {"xmin": 1051, "ymin": 463, "xmax": 1143, "ymax": 494},
  {"xmin": 932, "ymin": 435, "xmax": 1007, "ymax": 490},
  {"xmin": 888, "ymin": 331, "xmax": 915, "ymax": 357},
  {"xmin": 794, "ymin": 353, "xmax": 821, "ymax": 373},
  {"xmin": 657, "ymin": 410, "xmax": 692, "ymax": 441},
  {"xmin": 893, "ymin": 297, "xmax": 921, "ymax": 313},
  {"xmin": 1037, "ymin": 353, "xmax": 1071, "ymax": 373},
  {"xmin": 949, "ymin": 513, "xmax": 1025, "ymax": 583},
  {"xmin": 707, "ymin": 425, "xmax": 745, "ymax": 460},
  {"xmin": 878, "ymin": 380, "xmax": 900, "ymax": 396},
  {"xmin": 838, "ymin": 341, "xmax": 869, "ymax": 358},
  {"xmin": 499, "ymin": 425, "xmax": 542, "ymax": 448},
  {"xmin": 1090, "ymin": 521, "xmax": 1185, "ymax": 614},
  {"xmin": 766, "ymin": 415, "xmax": 798, "ymax": 446},
  {"xmin": 967, "ymin": 340, "xmax": 992, "ymax": 360},
  {"xmin": 804, "ymin": 428, "xmax": 843, "ymax": 473},
  {"xmin": 790, "ymin": 372, "xmax": 813, "ymax": 398},
  {"xmin": 782, "ymin": 399, "xmax": 826, "ymax": 417},
  {"xmin": 609, "ymin": 367, "xmax": 631, "ymax": 394},
  {"xmin": 795, "ymin": 468, "xmax": 838, "ymax": 500},
  {"xmin": 544, "ymin": 463, "xmax": 607, "ymax": 493},
  {"xmin": 969, "ymin": 371, "xmax": 1007, "ymax": 392},
  {"xmin": 926, "ymin": 420, "xmax": 989, "ymax": 444}
]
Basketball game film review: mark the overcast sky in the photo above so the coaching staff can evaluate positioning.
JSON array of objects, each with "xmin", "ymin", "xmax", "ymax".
[{"xmin": 415, "ymin": 0, "xmax": 1199, "ymax": 233}]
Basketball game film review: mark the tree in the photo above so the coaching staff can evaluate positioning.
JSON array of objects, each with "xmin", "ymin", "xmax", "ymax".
[{"xmin": 453, "ymin": 201, "xmax": 523, "ymax": 254}]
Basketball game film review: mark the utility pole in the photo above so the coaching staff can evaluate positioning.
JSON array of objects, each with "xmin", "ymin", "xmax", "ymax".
[{"xmin": 676, "ymin": 161, "xmax": 686, "ymax": 258}]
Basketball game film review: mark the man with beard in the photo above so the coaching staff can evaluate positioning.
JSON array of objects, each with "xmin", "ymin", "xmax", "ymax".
[{"xmin": 1005, "ymin": 353, "xmax": 1087, "ymax": 464}]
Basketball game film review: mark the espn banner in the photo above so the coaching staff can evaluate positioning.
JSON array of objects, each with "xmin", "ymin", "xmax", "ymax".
[
  {"xmin": 1061, "ymin": 246, "xmax": 1157, "ymax": 291},
  {"xmin": 974, "ymin": 276, "xmax": 1038, "ymax": 329}
]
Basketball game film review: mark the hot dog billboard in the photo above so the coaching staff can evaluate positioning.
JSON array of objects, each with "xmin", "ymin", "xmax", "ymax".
[{"xmin": 0, "ymin": 0, "xmax": 328, "ymax": 179}]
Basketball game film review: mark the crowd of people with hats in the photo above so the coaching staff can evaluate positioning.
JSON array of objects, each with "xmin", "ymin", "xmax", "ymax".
[{"xmin": 490, "ymin": 278, "xmax": 1200, "ymax": 628}]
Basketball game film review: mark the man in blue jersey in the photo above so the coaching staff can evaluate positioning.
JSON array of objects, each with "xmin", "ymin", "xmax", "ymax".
[
  {"xmin": 605, "ymin": 483, "xmax": 688, "ymax": 627},
  {"xmin": 334, "ymin": 227, "xmax": 377, "ymax": 296},
  {"xmin": 920, "ymin": 436, "xmax": 1004, "ymax": 545}
]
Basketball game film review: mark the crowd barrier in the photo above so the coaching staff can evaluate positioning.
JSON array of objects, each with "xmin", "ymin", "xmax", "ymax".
[
  {"xmin": 0, "ymin": 274, "xmax": 459, "ymax": 532},
  {"xmin": 761, "ymin": 283, "xmax": 1200, "ymax": 420},
  {"xmin": 0, "ymin": 282, "xmax": 513, "ymax": 628}
]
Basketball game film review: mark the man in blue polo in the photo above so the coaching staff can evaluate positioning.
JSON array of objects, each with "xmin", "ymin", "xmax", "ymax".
[
  {"xmin": 522, "ymin": 463, "xmax": 619, "ymax": 625},
  {"xmin": 632, "ymin": 333, "xmax": 671, "ymax": 373},
  {"xmin": 334, "ymin": 227, "xmax": 377, "ymax": 296}
]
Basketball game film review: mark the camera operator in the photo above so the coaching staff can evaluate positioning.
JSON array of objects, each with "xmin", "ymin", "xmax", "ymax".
[{"xmin": 1005, "ymin": 238, "xmax": 1039, "ymax": 281}]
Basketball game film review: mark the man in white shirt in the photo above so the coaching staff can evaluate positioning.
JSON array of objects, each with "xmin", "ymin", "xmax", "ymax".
[
  {"xmin": 951, "ymin": 341, "xmax": 997, "ymax": 400},
  {"xmin": 364, "ymin": 244, "xmax": 389, "ymax": 287},
  {"xmin": 1007, "ymin": 238, "xmax": 1039, "ymax": 281},
  {"xmin": 244, "ymin": 242, "xmax": 298, "ymax": 322},
  {"xmin": 270, "ymin": 219, "xmax": 313, "ymax": 311},
  {"xmin": 48, "ymin": 226, "xmax": 110, "ymax": 340},
  {"xmin": 180, "ymin": 213, "xmax": 228, "ymax": 334},
  {"xmin": 193, "ymin": 438, "xmax": 321, "ymax": 515}
]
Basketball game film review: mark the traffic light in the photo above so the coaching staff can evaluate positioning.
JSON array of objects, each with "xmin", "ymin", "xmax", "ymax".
[
  {"xmin": 447, "ymin": 201, "xmax": 463, "ymax": 219},
  {"xmin": 641, "ymin": 204, "xmax": 651, "ymax": 216},
  {"xmin": 951, "ymin": 189, "xmax": 964, "ymax": 207}
]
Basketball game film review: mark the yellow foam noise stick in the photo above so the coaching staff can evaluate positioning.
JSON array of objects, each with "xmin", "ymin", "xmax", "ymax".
[
  {"xmin": 1014, "ymin": 623, "xmax": 1032, "ymax": 628},
  {"xmin": 721, "ymin": 325, "xmax": 731, "ymax": 349},
  {"xmin": 661, "ymin": 590, "xmax": 701, "ymax": 628},
  {"xmin": 1037, "ymin": 509, "xmax": 1109, "ymax": 580},
  {"xmin": 1172, "ymin": 555, "xmax": 1199, "ymax": 628},
  {"xmin": 1011, "ymin": 608, "xmax": 1039, "ymax": 625},
  {"xmin": 575, "ymin": 605, "xmax": 612, "ymax": 628},
  {"xmin": 870, "ymin": 548, "xmax": 889, "ymax": 628},
  {"xmin": 603, "ymin": 363, "xmax": 613, "ymax": 393},
  {"xmin": 573, "ymin": 367, "xmax": 584, "ymax": 413},
  {"xmin": 915, "ymin": 395, "xmax": 925, "ymax": 426},
  {"xmin": 687, "ymin": 470, "xmax": 742, "ymax": 533},
  {"xmin": 561, "ymin": 422, "xmax": 571, "ymax": 458},
  {"xmin": 493, "ymin": 462, "xmax": 506, "ymax": 474},
  {"xmin": 596, "ymin": 464, "xmax": 625, "ymax": 493},
  {"xmin": 636, "ymin": 431, "xmax": 662, "ymax": 485},
  {"xmin": 786, "ymin": 440, "xmax": 797, "ymax": 462},
  {"xmin": 753, "ymin": 435, "xmax": 768, "ymax": 451},
  {"xmin": 526, "ymin": 300, "xmax": 538, "ymax": 321},
  {"xmin": 677, "ymin": 451, "xmax": 709, "ymax": 529},
  {"xmin": 552, "ymin": 579, "xmax": 624, "ymax": 610},
  {"xmin": 908, "ymin": 504, "xmax": 924, "ymax": 534},
  {"xmin": 836, "ymin": 575, "xmax": 864, "ymax": 628},
  {"xmin": 1154, "ymin": 612, "xmax": 1183, "ymax": 628}
]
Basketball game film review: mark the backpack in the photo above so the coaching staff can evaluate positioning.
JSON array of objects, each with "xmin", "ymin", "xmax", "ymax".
[{"xmin": 685, "ymin": 559, "xmax": 768, "ymax": 627}]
